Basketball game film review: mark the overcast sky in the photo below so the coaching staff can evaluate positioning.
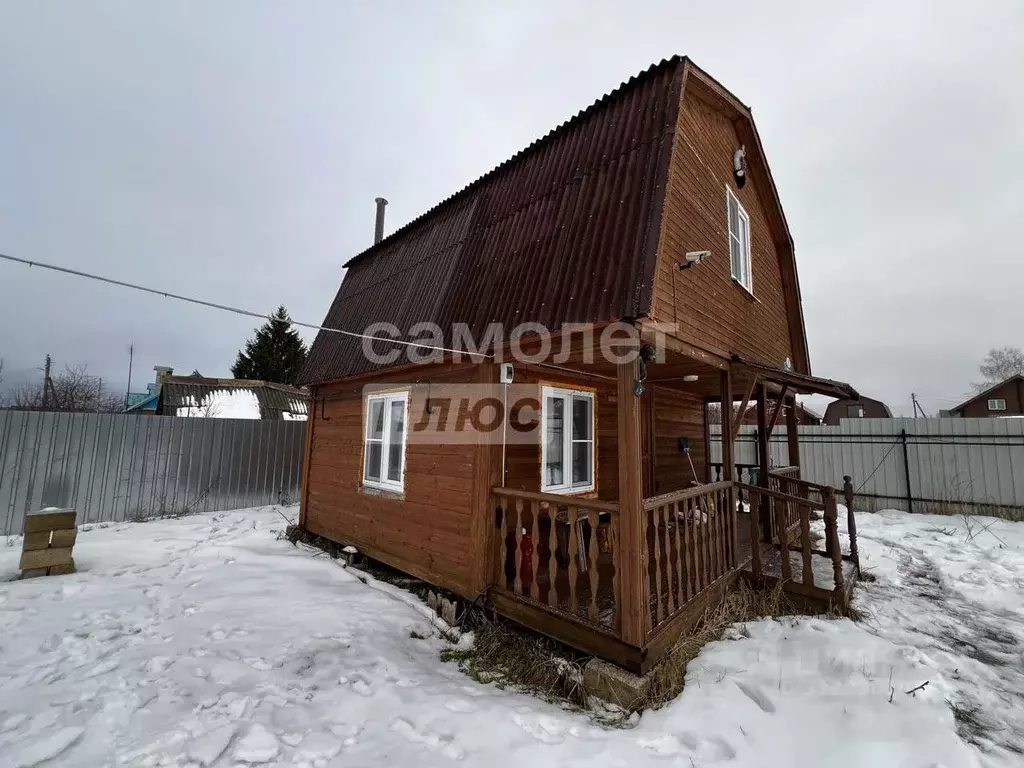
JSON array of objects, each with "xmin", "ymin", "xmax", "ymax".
[{"xmin": 1, "ymin": 1, "xmax": 1022, "ymax": 415}]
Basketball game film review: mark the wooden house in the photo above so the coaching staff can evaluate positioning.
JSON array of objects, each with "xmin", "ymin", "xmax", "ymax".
[
  {"xmin": 296, "ymin": 57, "xmax": 862, "ymax": 673},
  {"xmin": 822, "ymin": 395, "xmax": 892, "ymax": 424},
  {"xmin": 950, "ymin": 375, "xmax": 1024, "ymax": 418}
]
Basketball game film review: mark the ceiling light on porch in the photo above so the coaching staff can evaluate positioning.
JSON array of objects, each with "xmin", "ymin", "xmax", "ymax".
[{"xmin": 683, "ymin": 375, "xmax": 699, "ymax": 382}]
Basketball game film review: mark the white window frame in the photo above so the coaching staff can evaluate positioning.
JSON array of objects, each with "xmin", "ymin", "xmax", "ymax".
[
  {"xmin": 540, "ymin": 386, "xmax": 595, "ymax": 494},
  {"xmin": 362, "ymin": 390, "xmax": 408, "ymax": 493},
  {"xmin": 988, "ymin": 398, "xmax": 1007, "ymax": 412},
  {"xmin": 726, "ymin": 186, "xmax": 753, "ymax": 293}
]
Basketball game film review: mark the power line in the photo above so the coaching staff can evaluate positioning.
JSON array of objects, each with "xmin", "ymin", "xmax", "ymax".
[{"xmin": 0, "ymin": 252, "xmax": 491, "ymax": 359}]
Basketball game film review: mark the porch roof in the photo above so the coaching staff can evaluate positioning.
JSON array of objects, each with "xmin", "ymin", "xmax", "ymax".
[{"xmin": 730, "ymin": 356, "xmax": 858, "ymax": 400}]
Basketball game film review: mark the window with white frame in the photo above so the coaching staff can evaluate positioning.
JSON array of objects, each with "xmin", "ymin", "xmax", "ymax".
[
  {"xmin": 541, "ymin": 387, "xmax": 595, "ymax": 493},
  {"xmin": 363, "ymin": 391, "xmax": 408, "ymax": 492},
  {"xmin": 849, "ymin": 404, "xmax": 865, "ymax": 418},
  {"xmin": 989, "ymin": 398, "xmax": 1007, "ymax": 411},
  {"xmin": 726, "ymin": 187, "xmax": 752, "ymax": 292}
]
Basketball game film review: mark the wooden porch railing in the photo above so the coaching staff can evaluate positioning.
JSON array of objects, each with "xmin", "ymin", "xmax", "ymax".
[
  {"xmin": 737, "ymin": 478, "xmax": 857, "ymax": 605},
  {"xmin": 642, "ymin": 481, "xmax": 735, "ymax": 635},
  {"xmin": 492, "ymin": 488, "xmax": 620, "ymax": 633}
]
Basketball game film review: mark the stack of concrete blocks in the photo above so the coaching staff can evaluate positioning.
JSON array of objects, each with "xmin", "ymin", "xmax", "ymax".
[{"xmin": 20, "ymin": 508, "xmax": 77, "ymax": 578}]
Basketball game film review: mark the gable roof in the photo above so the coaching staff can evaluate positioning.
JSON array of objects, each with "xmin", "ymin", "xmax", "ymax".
[
  {"xmin": 822, "ymin": 395, "xmax": 892, "ymax": 420},
  {"xmin": 950, "ymin": 375, "xmax": 1024, "ymax": 413},
  {"xmin": 298, "ymin": 56, "xmax": 808, "ymax": 386}
]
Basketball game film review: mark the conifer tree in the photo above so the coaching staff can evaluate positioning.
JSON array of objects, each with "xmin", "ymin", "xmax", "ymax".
[{"xmin": 231, "ymin": 306, "xmax": 308, "ymax": 385}]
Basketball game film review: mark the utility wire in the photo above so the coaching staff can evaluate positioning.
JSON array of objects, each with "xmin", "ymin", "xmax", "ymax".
[
  {"xmin": 0, "ymin": 252, "xmax": 491, "ymax": 359},
  {"xmin": 855, "ymin": 440, "xmax": 900, "ymax": 492}
]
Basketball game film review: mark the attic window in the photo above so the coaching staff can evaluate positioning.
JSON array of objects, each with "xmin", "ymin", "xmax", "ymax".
[
  {"xmin": 726, "ymin": 187, "xmax": 752, "ymax": 293},
  {"xmin": 363, "ymin": 391, "xmax": 408, "ymax": 492},
  {"xmin": 989, "ymin": 398, "xmax": 1007, "ymax": 411},
  {"xmin": 848, "ymin": 404, "xmax": 865, "ymax": 418}
]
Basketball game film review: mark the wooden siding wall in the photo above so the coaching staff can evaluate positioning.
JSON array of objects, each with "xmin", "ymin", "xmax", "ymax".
[
  {"xmin": 652, "ymin": 386, "xmax": 707, "ymax": 494},
  {"xmin": 302, "ymin": 362, "xmax": 487, "ymax": 598},
  {"xmin": 502, "ymin": 367, "xmax": 621, "ymax": 502},
  {"xmin": 301, "ymin": 360, "xmax": 709, "ymax": 598},
  {"xmin": 652, "ymin": 87, "xmax": 795, "ymax": 368}
]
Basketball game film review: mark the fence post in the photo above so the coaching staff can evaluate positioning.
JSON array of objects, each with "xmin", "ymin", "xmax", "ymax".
[{"xmin": 899, "ymin": 428, "xmax": 913, "ymax": 514}]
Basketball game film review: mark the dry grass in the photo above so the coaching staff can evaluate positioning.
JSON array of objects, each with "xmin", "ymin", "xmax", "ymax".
[
  {"xmin": 441, "ymin": 580, "xmax": 824, "ymax": 718},
  {"xmin": 644, "ymin": 580, "xmax": 808, "ymax": 709},
  {"xmin": 440, "ymin": 619, "xmax": 591, "ymax": 710}
]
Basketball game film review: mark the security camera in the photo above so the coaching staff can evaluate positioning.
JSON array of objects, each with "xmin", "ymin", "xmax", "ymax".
[{"xmin": 678, "ymin": 251, "xmax": 712, "ymax": 270}]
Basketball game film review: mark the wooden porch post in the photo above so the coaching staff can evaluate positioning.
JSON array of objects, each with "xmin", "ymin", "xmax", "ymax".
[
  {"xmin": 755, "ymin": 380, "xmax": 772, "ymax": 542},
  {"xmin": 785, "ymin": 395, "xmax": 800, "ymax": 471},
  {"xmin": 617, "ymin": 354, "xmax": 648, "ymax": 646},
  {"xmin": 720, "ymin": 369, "xmax": 737, "ymax": 564}
]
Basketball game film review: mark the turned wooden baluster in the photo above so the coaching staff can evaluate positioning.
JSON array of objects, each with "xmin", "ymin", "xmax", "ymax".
[
  {"xmin": 662, "ymin": 505, "xmax": 675, "ymax": 616},
  {"xmin": 547, "ymin": 508, "xmax": 558, "ymax": 608},
  {"xmin": 824, "ymin": 489, "xmax": 845, "ymax": 594},
  {"xmin": 567, "ymin": 506, "xmax": 579, "ymax": 614},
  {"xmin": 610, "ymin": 512, "xmax": 621, "ymax": 631},
  {"xmin": 844, "ymin": 475, "xmax": 859, "ymax": 567},
  {"xmin": 799, "ymin": 502, "xmax": 814, "ymax": 586},
  {"xmin": 498, "ymin": 495, "xmax": 508, "ymax": 587},
  {"xmin": 529, "ymin": 501, "xmax": 541, "ymax": 601},
  {"xmin": 672, "ymin": 501, "xmax": 685, "ymax": 607},
  {"xmin": 701, "ymin": 494, "xmax": 712, "ymax": 587},
  {"xmin": 776, "ymin": 494, "xmax": 792, "ymax": 581},
  {"xmin": 749, "ymin": 492, "xmax": 762, "ymax": 577},
  {"xmin": 681, "ymin": 500, "xmax": 693, "ymax": 601},
  {"xmin": 587, "ymin": 510, "xmax": 600, "ymax": 622},
  {"xmin": 652, "ymin": 507, "xmax": 664, "ymax": 625},
  {"xmin": 513, "ymin": 498, "xmax": 524, "ymax": 595}
]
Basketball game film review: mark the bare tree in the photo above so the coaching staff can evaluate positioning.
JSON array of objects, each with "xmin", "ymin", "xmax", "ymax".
[
  {"xmin": 3, "ymin": 363, "xmax": 123, "ymax": 413},
  {"xmin": 975, "ymin": 347, "xmax": 1024, "ymax": 391}
]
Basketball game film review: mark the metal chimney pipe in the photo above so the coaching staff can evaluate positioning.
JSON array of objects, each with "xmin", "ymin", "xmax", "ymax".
[{"xmin": 374, "ymin": 197, "xmax": 388, "ymax": 244}]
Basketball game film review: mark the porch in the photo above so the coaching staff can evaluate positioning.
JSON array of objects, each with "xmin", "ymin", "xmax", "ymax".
[{"xmin": 486, "ymin": 336, "xmax": 861, "ymax": 674}]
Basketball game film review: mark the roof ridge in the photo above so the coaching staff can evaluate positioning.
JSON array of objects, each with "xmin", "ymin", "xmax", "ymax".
[{"xmin": 342, "ymin": 55, "xmax": 686, "ymax": 269}]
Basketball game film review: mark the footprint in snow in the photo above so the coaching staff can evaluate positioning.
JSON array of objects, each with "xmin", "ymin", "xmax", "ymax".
[
  {"xmin": 444, "ymin": 698, "xmax": 476, "ymax": 714},
  {"xmin": 510, "ymin": 712, "xmax": 566, "ymax": 744},
  {"xmin": 735, "ymin": 681, "xmax": 776, "ymax": 713},
  {"xmin": 391, "ymin": 717, "xmax": 464, "ymax": 760},
  {"xmin": 637, "ymin": 733, "xmax": 685, "ymax": 756}
]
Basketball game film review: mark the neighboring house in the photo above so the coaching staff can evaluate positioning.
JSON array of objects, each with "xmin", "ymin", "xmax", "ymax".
[
  {"xmin": 950, "ymin": 375, "xmax": 1024, "ymax": 418},
  {"xmin": 126, "ymin": 367, "xmax": 308, "ymax": 420},
  {"xmin": 822, "ymin": 396, "xmax": 892, "ymax": 425},
  {"xmin": 295, "ymin": 57, "xmax": 859, "ymax": 673}
]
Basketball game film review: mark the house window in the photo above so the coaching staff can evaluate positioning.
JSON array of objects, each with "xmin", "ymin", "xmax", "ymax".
[
  {"xmin": 849, "ymin": 404, "xmax": 865, "ymax": 418},
  {"xmin": 363, "ymin": 391, "xmax": 408, "ymax": 492},
  {"xmin": 989, "ymin": 398, "xmax": 1007, "ymax": 411},
  {"xmin": 541, "ymin": 387, "xmax": 595, "ymax": 493},
  {"xmin": 726, "ymin": 187, "xmax": 752, "ymax": 292}
]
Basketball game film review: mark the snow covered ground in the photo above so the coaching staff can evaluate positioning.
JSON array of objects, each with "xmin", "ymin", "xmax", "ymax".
[{"xmin": 0, "ymin": 506, "xmax": 1021, "ymax": 767}]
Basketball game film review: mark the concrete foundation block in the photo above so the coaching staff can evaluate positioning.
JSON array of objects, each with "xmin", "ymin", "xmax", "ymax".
[{"xmin": 583, "ymin": 658, "xmax": 650, "ymax": 709}]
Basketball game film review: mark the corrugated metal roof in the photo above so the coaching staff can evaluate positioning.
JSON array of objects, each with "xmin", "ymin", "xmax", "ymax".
[
  {"xmin": 298, "ymin": 57, "xmax": 687, "ymax": 386},
  {"xmin": 159, "ymin": 378, "xmax": 309, "ymax": 420}
]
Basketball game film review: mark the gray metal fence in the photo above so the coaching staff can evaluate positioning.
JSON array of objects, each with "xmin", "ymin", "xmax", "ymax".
[
  {"xmin": 710, "ymin": 418, "xmax": 1024, "ymax": 518},
  {"xmin": 0, "ymin": 411, "xmax": 307, "ymax": 535}
]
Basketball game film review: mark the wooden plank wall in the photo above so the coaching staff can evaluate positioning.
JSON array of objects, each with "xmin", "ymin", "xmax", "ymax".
[
  {"xmin": 651, "ymin": 85, "xmax": 796, "ymax": 368},
  {"xmin": 301, "ymin": 359, "xmax": 711, "ymax": 599},
  {"xmin": 302, "ymin": 362, "xmax": 485, "ymax": 597},
  {"xmin": 652, "ymin": 386, "xmax": 708, "ymax": 494},
  {"xmin": 502, "ymin": 367, "xmax": 621, "ymax": 502}
]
